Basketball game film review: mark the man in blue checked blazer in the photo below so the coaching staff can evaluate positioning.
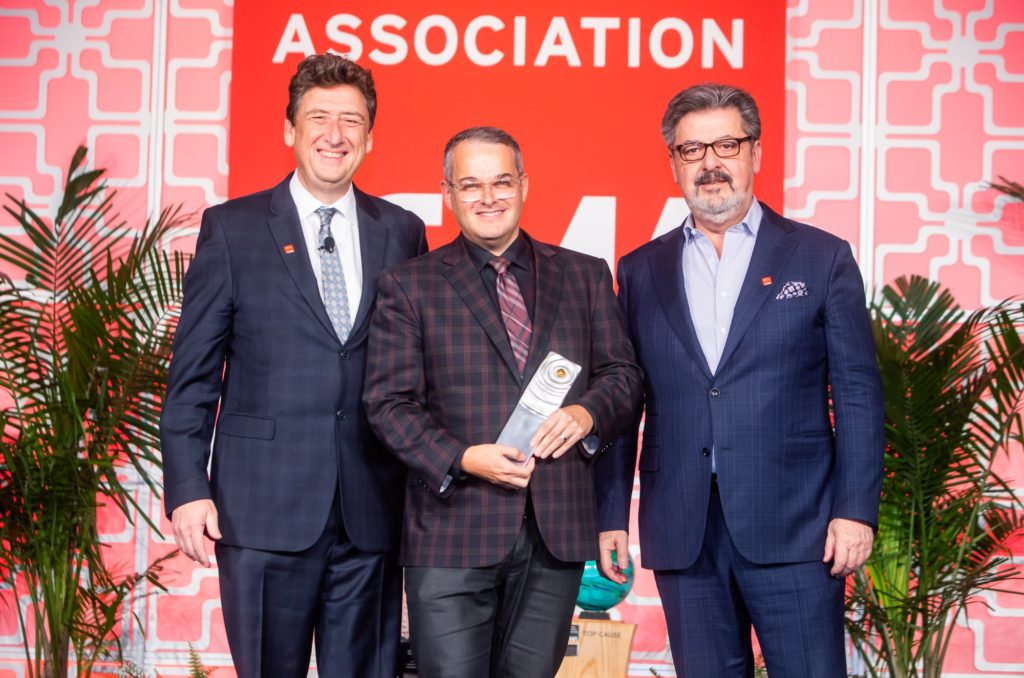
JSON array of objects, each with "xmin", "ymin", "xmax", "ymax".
[
  {"xmin": 595, "ymin": 83, "xmax": 884, "ymax": 677},
  {"xmin": 160, "ymin": 55, "xmax": 426, "ymax": 677}
]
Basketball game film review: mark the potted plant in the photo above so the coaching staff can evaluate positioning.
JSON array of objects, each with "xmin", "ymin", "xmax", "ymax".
[
  {"xmin": 846, "ymin": 274, "xmax": 1024, "ymax": 678},
  {"xmin": 0, "ymin": 146, "xmax": 189, "ymax": 677}
]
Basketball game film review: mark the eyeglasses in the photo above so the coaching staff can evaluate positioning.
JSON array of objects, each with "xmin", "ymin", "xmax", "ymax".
[
  {"xmin": 447, "ymin": 176, "xmax": 525, "ymax": 203},
  {"xmin": 673, "ymin": 136, "xmax": 756, "ymax": 163}
]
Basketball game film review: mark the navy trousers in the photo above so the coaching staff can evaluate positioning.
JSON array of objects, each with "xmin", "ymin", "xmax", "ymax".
[
  {"xmin": 215, "ymin": 498, "xmax": 401, "ymax": 678},
  {"xmin": 655, "ymin": 482, "xmax": 846, "ymax": 678}
]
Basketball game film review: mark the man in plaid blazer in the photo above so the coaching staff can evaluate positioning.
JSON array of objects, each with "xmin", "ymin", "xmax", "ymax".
[
  {"xmin": 595, "ymin": 83, "xmax": 884, "ymax": 677},
  {"xmin": 364, "ymin": 126, "xmax": 643, "ymax": 678}
]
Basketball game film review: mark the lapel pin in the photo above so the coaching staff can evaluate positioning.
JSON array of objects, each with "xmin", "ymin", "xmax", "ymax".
[
  {"xmin": 761, "ymin": 276, "xmax": 772, "ymax": 286},
  {"xmin": 283, "ymin": 244, "xmax": 295, "ymax": 254}
]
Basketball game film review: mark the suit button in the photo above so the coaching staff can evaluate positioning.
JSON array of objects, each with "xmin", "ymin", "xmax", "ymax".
[
  {"xmin": 340, "ymin": 351, "xmax": 350, "ymax": 359},
  {"xmin": 701, "ymin": 447, "xmax": 710, "ymax": 456},
  {"xmin": 710, "ymin": 388, "xmax": 720, "ymax": 397},
  {"xmin": 336, "ymin": 410, "xmax": 346, "ymax": 420}
]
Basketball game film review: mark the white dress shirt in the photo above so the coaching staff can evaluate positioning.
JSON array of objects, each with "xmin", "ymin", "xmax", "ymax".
[
  {"xmin": 681, "ymin": 199, "xmax": 762, "ymax": 375},
  {"xmin": 681, "ymin": 198, "xmax": 763, "ymax": 472},
  {"xmin": 289, "ymin": 172, "xmax": 363, "ymax": 318}
]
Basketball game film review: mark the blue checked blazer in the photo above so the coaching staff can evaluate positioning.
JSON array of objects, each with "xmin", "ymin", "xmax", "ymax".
[
  {"xmin": 596, "ymin": 203, "xmax": 884, "ymax": 568},
  {"xmin": 364, "ymin": 233, "xmax": 644, "ymax": 568},
  {"xmin": 160, "ymin": 175, "xmax": 427, "ymax": 553}
]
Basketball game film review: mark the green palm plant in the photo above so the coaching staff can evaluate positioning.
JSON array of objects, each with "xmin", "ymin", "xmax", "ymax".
[
  {"xmin": 0, "ymin": 146, "xmax": 189, "ymax": 677},
  {"xmin": 846, "ymin": 274, "xmax": 1024, "ymax": 678},
  {"xmin": 186, "ymin": 643, "xmax": 215, "ymax": 678}
]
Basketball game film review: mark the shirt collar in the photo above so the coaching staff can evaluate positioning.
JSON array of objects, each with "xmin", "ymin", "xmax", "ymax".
[
  {"xmin": 464, "ymin": 233, "xmax": 532, "ymax": 273},
  {"xmin": 288, "ymin": 172, "xmax": 358, "ymax": 223},
  {"xmin": 683, "ymin": 198, "xmax": 763, "ymax": 241}
]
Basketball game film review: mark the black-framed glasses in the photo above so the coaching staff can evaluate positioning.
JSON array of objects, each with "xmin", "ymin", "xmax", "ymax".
[
  {"xmin": 447, "ymin": 176, "xmax": 525, "ymax": 203},
  {"xmin": 673, "ymin": 136, "xmax": 756, "ymax": 162}
]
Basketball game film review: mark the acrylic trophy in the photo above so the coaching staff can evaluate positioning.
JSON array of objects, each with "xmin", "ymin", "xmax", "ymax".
[{"xmin": 496, "ymin": 351, "xmax": 581, "ymax": 459}]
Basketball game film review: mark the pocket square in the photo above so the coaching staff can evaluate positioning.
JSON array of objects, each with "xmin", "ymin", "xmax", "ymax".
[{"xmin": 776, "ymin": 281, "xmax": 808, "ymax": 300}]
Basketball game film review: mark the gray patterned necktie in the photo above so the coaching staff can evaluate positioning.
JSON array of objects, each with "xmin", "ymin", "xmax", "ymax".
[{"xmin": 316, "ymin": 206, "xmax": 352, "ymax": 342}]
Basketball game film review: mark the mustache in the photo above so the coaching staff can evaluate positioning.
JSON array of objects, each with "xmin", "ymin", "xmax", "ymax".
[{"xmin": 695, "ymin": 170, "xmax": 733, "ymax": 187}]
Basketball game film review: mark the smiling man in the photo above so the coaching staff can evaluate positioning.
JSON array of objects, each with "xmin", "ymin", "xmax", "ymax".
[
  {"xmin": 364, "ymin": 126, "xmax": 643, "ymax": 678},
  {"xmin": 160, "ymin": 54, "xmax": 426, "ymax": 677},
  {"xmin": 595, "ymin": 83, "xmax": 884, "ymax": 677}
]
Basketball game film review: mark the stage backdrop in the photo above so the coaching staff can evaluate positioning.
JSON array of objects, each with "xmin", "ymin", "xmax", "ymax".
[
  {"xmin": 1, "ymin": 1, "xmax": 1022, "ymax": 676},
  {"xmin": 228, "ymin": 0, "xmax": 785, "ymax": 265}
]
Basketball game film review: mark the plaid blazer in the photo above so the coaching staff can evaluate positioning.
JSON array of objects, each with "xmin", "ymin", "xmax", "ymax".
[{"xmin": 364, "ymin": 233, "xmax": 643, "ymax": 568}]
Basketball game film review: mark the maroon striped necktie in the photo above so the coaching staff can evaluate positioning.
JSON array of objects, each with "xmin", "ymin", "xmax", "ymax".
[{"xmin": 489, "ymin": 256, "xmax": 532, "ymax": 373}]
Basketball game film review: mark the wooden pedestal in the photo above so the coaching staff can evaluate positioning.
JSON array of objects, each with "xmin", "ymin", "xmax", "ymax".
[{"xmin": 555, "ymin": 618, "xmax": 636, "ymax": 678}]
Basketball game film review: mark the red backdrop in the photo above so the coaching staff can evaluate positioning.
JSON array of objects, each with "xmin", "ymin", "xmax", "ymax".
[{"xmin": 227, "ymin": 1, "xmax": 785, "ymax": 261}]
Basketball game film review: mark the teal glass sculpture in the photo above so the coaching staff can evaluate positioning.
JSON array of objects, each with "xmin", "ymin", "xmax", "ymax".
[{"xmin": 576, "ymin": 553, "xmax": 634, "ymax": 612}]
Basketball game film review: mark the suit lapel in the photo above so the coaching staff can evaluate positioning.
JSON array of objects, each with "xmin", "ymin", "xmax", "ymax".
[
  {"xmin": 349, "ymin": 187, "xmax": 388, "ymax": 337},
  {"xmin": 442, "ymin": 238, "xmax": 522, "ymax": 380},
  {"xmin": 717, "ymin": 204, "xmax": 798, "ymax": 370},
  {"xmin": 266, "ymin": 176, "xmax": 341, "ymax": 344},
  {"xmin": 651, "ymin": 228, "xmax": 713, "ymax": 379},
  {"xmin": 522, "ymin": 236, "xmax": 563, "ymax": 383}
]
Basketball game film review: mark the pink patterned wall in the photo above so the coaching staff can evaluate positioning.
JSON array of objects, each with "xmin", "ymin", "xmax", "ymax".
[{"xmin": 1, "ymin": 0, "xmax": 1021, "ymax": 675}]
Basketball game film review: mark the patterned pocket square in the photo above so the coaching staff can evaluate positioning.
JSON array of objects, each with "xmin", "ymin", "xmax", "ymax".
[{"xmin": 776, "ymin": 281, "xmax": 808, "ymax": 300}]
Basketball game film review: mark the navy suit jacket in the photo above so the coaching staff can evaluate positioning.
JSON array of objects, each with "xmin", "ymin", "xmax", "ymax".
[
  {"xmin": 161, "ymin": 174, "xmax": 427, "ymax": 553},
  {"xmin": 596, "ymin": 203, "xmax": 884, "ymax": 569}
]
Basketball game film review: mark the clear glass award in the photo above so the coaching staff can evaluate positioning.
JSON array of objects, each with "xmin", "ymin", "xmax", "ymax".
[{"xmin": 496, "ymin": 351, "xmax": 581, "ymax": 459}]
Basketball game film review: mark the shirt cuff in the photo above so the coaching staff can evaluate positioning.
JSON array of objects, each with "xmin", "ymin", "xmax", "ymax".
[{"xmin": 439, "ymin": 447, "xmax": 471, "ymax": 494}]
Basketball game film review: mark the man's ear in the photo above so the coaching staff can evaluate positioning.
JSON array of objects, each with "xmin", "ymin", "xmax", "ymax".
[
  {"xmin": 284, "ymin": 118, "xmax": 295, "ymax": 148},
  {"xmin": 441, "ymin": 179, "xmax": 454, "ymax": 211}
]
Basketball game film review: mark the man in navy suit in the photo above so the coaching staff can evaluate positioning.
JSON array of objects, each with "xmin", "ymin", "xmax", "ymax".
[
  {"xmin": 160, "ymin": 54, "xmax": 426, "ymax": 677},
  {"xmin": 595, "ymin": 83, "xmax": 884, "ymax": 677}
]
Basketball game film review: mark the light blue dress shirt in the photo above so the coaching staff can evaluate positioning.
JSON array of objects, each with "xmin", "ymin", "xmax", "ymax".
[{"xmin": 681, "ymin": 199, "xmax": 763, "ymax": 472}]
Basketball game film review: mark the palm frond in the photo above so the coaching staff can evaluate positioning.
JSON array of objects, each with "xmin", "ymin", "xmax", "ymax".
[
  {"xmin": 848, "ymin": 274, "xmax": 1024, "ymax": 678},
  {"xmin": 989, "ymin": 175, "xmax": 1024, "ymax": 202},
  {"xmin": 0, "ymin": 145, "xmax": 192, "ymax": 677}
]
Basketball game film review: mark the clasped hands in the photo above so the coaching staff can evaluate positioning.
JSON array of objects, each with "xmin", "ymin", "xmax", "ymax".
[{"xmin": 461, "ymin": 405, "xmax": 592, "ymax": 489}]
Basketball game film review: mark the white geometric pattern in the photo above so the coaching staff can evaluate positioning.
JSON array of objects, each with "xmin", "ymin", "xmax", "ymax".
[
  {"xmin": 775, "ymin": 280, "xmax": 809, "ymax": 300},
  {"xmin": 0, "ymin": 0, "xmax": 1021, "ymax": 675}
]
